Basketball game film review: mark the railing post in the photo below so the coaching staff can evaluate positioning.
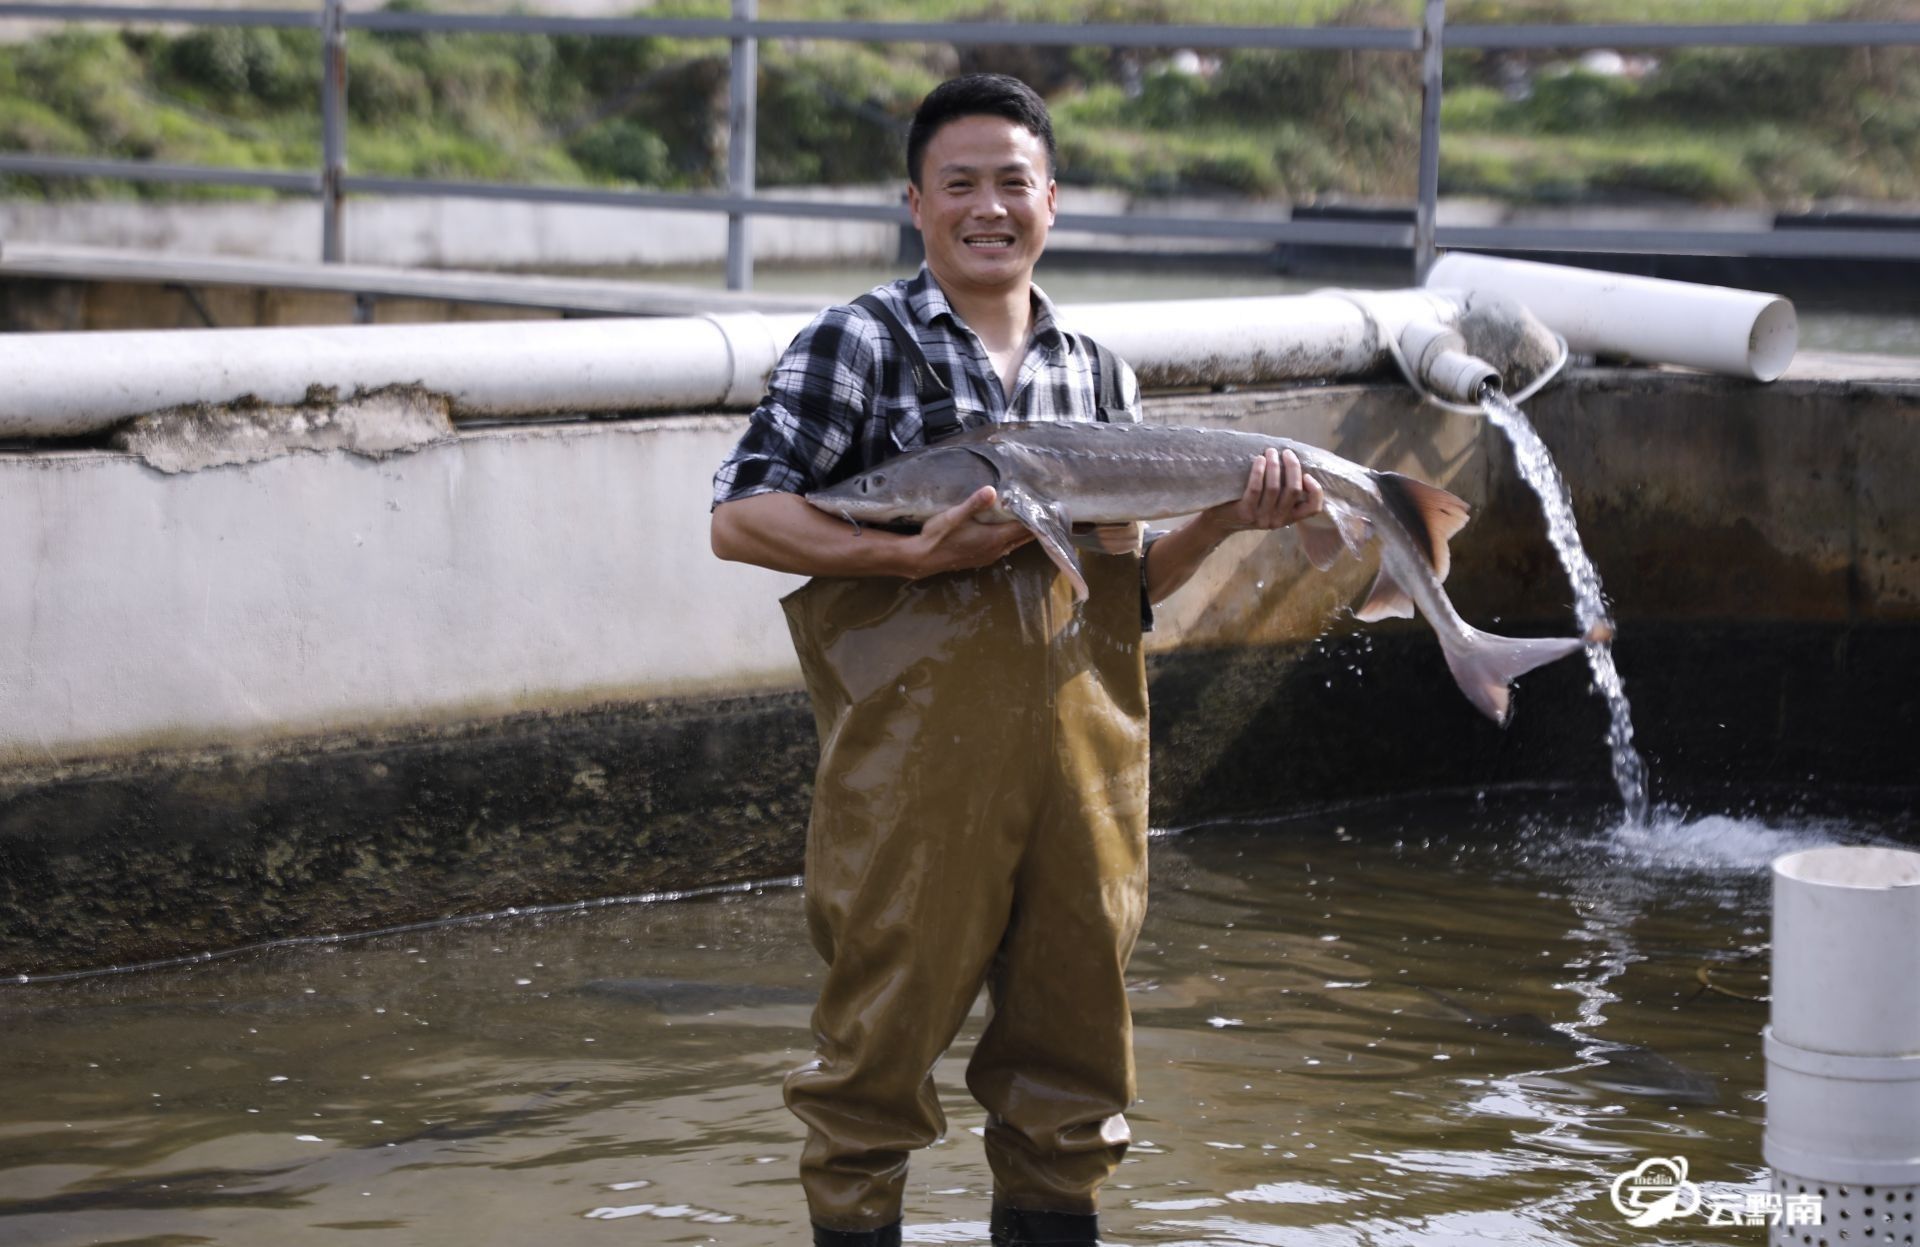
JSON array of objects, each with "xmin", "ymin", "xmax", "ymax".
[
  {"xmin": 1413, "ymin": 0, "xmax": 1445, "ymax": 281},
  {"xmin": 320, "ymin": 0, "xmax": 347, "ymax": 264},
  {"xmin": 725, "ymin": 0, "xmax": 757, "ymax": 291}
]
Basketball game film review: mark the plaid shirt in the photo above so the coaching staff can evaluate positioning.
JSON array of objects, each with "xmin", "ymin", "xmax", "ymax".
[{"xmin": 712, "ymin": 266, "xmax": 1141, "ymax": 505}]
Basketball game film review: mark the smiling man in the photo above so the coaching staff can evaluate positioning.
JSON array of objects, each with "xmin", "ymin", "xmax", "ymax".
[{"xmin": 711, "ymin": 75, "xmax": 1320, "ymax": 1247}]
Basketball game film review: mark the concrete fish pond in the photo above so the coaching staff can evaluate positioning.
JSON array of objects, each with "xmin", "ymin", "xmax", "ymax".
[
  {"xmin": 1, "ymin": 261, "xmax": 1918, "ymax": 1242},
  {"xmin": 3, "ymin": 350, "xmax": 1916, "ymax": 975}
]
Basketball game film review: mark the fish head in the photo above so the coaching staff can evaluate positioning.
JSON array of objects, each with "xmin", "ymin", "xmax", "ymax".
[{"xmin": 806, "ymin": 445, "xmax": 999, "ymax": 526}]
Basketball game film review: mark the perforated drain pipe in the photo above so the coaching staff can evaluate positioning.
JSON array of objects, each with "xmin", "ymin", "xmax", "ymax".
[{"xmin": 1766, "ymin": 846, "xmax": 1920, "ymax": 1246}]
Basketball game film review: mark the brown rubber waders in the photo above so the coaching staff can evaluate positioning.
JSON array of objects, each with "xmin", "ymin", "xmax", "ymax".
[{"xmin": 781, "ymin": 542, "xmax": 1151, "ymax": 1240}]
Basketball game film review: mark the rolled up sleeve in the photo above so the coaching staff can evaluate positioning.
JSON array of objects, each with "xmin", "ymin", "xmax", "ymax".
[{"xmin": 711, "ymin": 308, "xmax": 878, "ymax": 508}]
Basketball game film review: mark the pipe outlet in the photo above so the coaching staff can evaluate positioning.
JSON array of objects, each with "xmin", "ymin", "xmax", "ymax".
[{"xmin": 1398, "ymin": 320, "xmax": 1501, "ymax": 405}]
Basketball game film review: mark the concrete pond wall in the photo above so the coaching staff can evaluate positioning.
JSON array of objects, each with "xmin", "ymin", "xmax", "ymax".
[{"xmin": 2, "ymin": 361, "xmax": 1916, "ymax": 974}]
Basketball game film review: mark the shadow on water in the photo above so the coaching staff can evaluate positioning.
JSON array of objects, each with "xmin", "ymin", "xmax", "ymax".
[{"xmin": 0, "ymin": 789, "xmax": 1906, "ymax": 1246}]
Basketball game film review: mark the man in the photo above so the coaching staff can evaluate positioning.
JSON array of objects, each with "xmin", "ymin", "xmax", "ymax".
[{"xmin": 711, "ymin": 74, "xmax": 1322, "ymax": 1247}]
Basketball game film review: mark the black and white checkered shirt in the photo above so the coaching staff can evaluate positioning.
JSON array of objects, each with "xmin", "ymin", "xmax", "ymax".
[{"xmin": 712, "ymin": 266, "xmax": 1141, "ymax": 506}]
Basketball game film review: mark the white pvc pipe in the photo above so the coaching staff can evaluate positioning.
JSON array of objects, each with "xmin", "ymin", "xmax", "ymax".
[
  {"xmin": 0, "ymin": 290, "xmax": 1463, "ymax": 440},
  {"xmin": 0, "ymin": 313, "xmax": 814, "ymax": 440},
  {"xmin": 1065, "ymin": 289, "xmax": 1460, "ymax": 391},
  {"xmin": 1765, "ymin": 846, "xmax": 1920, "ymax": 1215},
  {"xmin": 1426, "ymin": 252, "xmax": 1797, "ymax": 382}
]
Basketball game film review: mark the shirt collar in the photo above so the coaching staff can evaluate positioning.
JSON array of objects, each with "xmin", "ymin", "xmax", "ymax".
[
  {"xmin": 907, "ymin": 264, "xmax": 1073, "ymax": 353},
  {"xmin": 1028, "ymin": 282, "xmax": 1069, "ymax": 351}
]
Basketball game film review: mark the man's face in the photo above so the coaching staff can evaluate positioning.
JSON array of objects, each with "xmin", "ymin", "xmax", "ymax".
[{"xmin": 907, "ymin": 114, "xmax": 1057, "ymax": 300}]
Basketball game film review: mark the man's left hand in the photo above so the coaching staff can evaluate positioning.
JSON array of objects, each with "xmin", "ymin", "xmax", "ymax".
[{"xmin": 1203, "ymin": 447, "xmax": 1324, "ymax": 533}]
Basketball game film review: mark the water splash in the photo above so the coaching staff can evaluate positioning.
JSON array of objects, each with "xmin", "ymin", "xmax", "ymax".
[
  {"xmin": 1479, "ymin": 389, "xmax": 1650, "ymax": 826},
  {"xmin": 1606, "ymin": 811, "xmax": 1856, "ymax": 872}
]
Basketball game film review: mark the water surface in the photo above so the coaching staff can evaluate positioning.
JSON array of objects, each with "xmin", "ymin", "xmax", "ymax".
[{"xmin": 0, "ymin": 793, "xmax": 1898, "ymax": 1246}]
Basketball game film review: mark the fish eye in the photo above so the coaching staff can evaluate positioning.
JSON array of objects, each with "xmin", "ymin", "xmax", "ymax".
[{"xmin": 870, "ymin": 474, "xmax": 885, "ymax": 488}]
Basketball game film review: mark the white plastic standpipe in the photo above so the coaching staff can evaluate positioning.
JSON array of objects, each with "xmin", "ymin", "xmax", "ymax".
[
  {"xmin": 0, "ymin": 290, "xmax": 1466, "ymax": 440},
  {"xmin": 1425, "ymin": 252, "xmax": 1798, "ymax": 382},
  {"xmin": 1765, "ymin": 846, "xmax": 1920, "ymax": 1245}
]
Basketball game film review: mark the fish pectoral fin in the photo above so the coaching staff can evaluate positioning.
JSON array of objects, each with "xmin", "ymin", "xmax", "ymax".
[
  {"xmin": 1329, "ymin": 500, "xmax": 1374, "ymax": 556},
  {"xmin": 1375, "ymin": 472, "xmax": 1471, "ymax": 582},
  {"xmin": 1297, "ymin": 516, "xmax": 1346, "ymax": 571},
  {"xmin": 997, "ymin": 484, "xmax": 1089, "ymax": 603},
  {"xmin": 1355, "ymin": 565, "xmax": 1416, "ymax": 621}
]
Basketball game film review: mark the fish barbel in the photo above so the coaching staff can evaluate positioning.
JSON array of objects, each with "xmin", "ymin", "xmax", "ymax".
[{"xmin": 806, "ymin": 421, "xmax": 1589, "ymax": 724}]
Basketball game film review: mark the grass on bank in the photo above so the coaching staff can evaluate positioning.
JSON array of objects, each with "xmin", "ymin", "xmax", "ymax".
[{"xmin": 0, "ymin": 0, "xmax": 1915, "ymax": 207}]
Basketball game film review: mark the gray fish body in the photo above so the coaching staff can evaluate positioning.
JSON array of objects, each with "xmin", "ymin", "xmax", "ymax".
[
  {"xmin": 810, "ymin": 422, "xmax": 1357, "ymax": 527},
  {"xmin": 807, "ymin": 422, "xmax": 1584, "ymax": 723}
]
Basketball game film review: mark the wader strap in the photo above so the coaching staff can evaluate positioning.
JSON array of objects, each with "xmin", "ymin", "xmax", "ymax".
[
  {"xmin": 852, "ymin": 293, "xmax": 963, "ymax": 443},
  {"xmin": 1078, "ymin": 333, "xmax": 1122, "ymax": 424},
  {"xmin": 1077, "ymin": 330, "xmax": 1143, "ymax": 626}
]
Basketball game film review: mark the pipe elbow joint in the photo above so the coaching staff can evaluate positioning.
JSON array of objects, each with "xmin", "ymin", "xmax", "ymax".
[{"xmin": 1398, "ymin": 320, "xmax": 1501, "ymax": 406}]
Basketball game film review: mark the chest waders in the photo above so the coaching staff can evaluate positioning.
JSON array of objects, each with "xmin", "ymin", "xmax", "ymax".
[{"xmin": 781, "ymin": 299, "xmax": 1150, "ymax": 1247}]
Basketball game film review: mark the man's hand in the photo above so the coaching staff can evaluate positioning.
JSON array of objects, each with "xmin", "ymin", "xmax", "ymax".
[
  {"xmin": 1201, "ymin": 447, "xmax": 1324, "ymax": 534},
  {"xmin": 1142, "ymin": 447, "xmax": 1325, "ymax": 604},
  {"xmin": 907, "ymin": 486, "xmax": 1035, "ymax": 577}
]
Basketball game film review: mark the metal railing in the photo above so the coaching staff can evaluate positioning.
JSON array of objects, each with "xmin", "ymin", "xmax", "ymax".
[{"xmin": 1, "ymin": 1, "xmax": 1918, "ymax": 286}]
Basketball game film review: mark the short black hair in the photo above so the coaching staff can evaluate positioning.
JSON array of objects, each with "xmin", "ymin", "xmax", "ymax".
[{"xmin": 906, "ymin": 73, "xmax": 1057, "ymax": 187}]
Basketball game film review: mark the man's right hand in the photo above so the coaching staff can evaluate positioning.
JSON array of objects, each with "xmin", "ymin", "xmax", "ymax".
[{"xmin": 907, "ymin": 486, "xmax": 1035, "ymax": 578}]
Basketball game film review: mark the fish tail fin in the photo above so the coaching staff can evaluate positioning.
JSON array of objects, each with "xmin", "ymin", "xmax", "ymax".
[
  {"xmin": 1374, "ymin": 471, "xmax": 1471, "ymax": 582},
  {"xmin": 1440, "ymin": 627, "xmax": 1585, "ymax": 725}
]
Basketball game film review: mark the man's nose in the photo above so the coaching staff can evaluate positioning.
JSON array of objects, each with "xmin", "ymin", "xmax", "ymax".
[{"xmin": 970, "ymin": 189, "xmax": 1009, "ymax": 218}]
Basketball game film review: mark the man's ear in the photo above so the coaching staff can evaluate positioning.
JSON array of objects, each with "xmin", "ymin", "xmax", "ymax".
[
  {"xmin": 906, "ymin": 180, "xmax": 924, "ymax": 231},
  {"xmin": 1045, "ymin": 178, "xmax": 1057, "ymax": 224}
]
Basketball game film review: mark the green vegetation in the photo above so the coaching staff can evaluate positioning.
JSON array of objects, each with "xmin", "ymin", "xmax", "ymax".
[{"xmin": 1, "ymin": 0, "xmax": 1915, "ymax": 207}]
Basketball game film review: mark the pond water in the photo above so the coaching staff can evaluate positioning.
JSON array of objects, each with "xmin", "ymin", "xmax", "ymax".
[{"xmin": 0, "ymin": 792, "xmax": 1905, "ymax": 1246}]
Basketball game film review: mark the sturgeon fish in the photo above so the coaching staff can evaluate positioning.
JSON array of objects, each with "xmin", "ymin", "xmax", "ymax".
[{"xmin": 805, "ymin": 421, "xmax": 1588, "ymax": 724}]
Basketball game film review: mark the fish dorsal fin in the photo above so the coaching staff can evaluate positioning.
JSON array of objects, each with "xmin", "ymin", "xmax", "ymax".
[
  {"xmin": 1373, "ymin": 472, "xmax": 1470, "ymax": 582},
  {"xmin": 995, "ymin": 483, "xmax": 1089, "ymax": 604},
  {"xmin": 1355, "ymin": 566, "xmax": 1415, "ymax": 622}
]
